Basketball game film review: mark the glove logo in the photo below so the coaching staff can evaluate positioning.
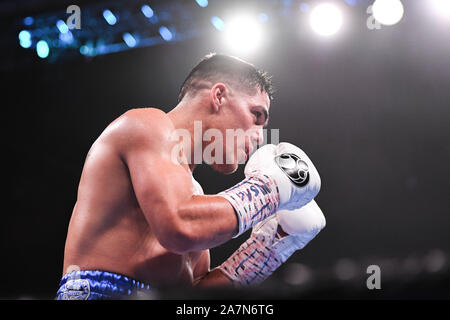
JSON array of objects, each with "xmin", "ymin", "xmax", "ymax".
[{"xmin": 275, "ymin": 153, "xmax": 309, "ymax": 187}]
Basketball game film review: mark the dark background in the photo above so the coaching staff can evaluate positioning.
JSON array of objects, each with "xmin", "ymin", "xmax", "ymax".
[{"xmin": 1, "ymin": 0, "xmax": 449, "ymax": 299}]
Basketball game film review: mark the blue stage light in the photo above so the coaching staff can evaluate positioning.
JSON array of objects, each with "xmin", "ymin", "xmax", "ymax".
[
  {"xmin": 23, "ymin": 17, "xmax": 34, "ymax": 26},
  {"xmin": 211, "ymin": 16, "xmax": 225, "ymax": 30},
  {"xmin": 195, "ymin": 0, "xmax": 208, "ymax": 8},
  {"xmin": 103, "ymin": 9, "xmax": 117, "ymax": 25},
  {"xmin": 141, "ymin": 5, "xmax": 154, "ymax": 18},
  {"xmin": 19, "ymin": 30, "xmax": 32, "ymax": 48},
  {"xmin": 123, "ymin": 33, "xmax": 137, "ymax": 47},
  {"xmin": 80, "ymin": 42, "xmax": 96, "ymax": 56},
  {"xmin": 159, "ymin": 26, "xmax": 173, "ymax": 41},
  {"xmin": 80, "ymin": 45, "xmax": 89, "ymax": 55},
  {"xmin": 19, "ymin": 40, "xmax": 32, "ymax": 48},
  {"xmin": 59, "ymin": 31, "xmax": 74, "ymax": 44},
  {"xmin": 19, "ymin": 30, "xmax": 31, "ymax": 42},
  {"xmin": 56, "ymin": 20, "xmax": 70, "ymax": 34},
  {"xmin": 36, "ymin": 40, "xmax": 49, "ymax": 58}
]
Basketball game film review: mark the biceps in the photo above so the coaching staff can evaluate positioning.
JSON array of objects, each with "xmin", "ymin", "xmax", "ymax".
[{"xmin": 125, "ymin": 150, "xmax": 193, "ymax": 228}]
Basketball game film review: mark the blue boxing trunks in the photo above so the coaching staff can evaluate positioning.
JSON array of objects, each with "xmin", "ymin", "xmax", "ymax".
[{"xmin": 56, "ymin": 270, "xmax": 152, "ymax": 300}]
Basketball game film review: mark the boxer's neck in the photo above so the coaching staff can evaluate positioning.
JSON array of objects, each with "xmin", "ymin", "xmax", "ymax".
[{"xmin": 168, "ymin": 98, "xmax": 211, "ymax": 173}]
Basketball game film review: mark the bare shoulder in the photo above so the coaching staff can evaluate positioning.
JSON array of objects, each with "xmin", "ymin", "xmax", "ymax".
[
  {"xmin": 122, "ymin": 107, "xmax": 171, "ymax": 125},
  {"xmin": 102, "ymin": 107, "xmax": 174, "ymax": 154},
  {"xmin": 120, "ymin": 107, "xmax": 174, "ymax": 138}
]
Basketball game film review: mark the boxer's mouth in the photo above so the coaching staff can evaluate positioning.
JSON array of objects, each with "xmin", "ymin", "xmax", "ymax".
[{"xmin": 245, "ymin": 145, "xmax": 254, "ymax": 157}]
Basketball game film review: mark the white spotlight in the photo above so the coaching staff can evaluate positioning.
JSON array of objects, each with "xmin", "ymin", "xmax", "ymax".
[
  {"xmin": 310, "ymin": 3, "xmax": 343, "ymax": 36},
  {"xmin": 372, "ymin": 0, "xmax": 404, "ymax": 26},
  {"xmin": 225, "ymin": 14, "xmax": 263, "ymax": 53},
  {"xmin": 430, "ymin": 0, "xmax": 450, "ymax": 19}
]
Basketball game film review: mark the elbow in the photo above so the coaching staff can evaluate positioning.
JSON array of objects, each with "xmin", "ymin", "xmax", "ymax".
[
  {"xmin": 157, "ymin": 218, "xmax": 198, "ymax": 254},
  {"xmin": 162, "ymin": 236, "xmax": 196, "ymax": 255}
]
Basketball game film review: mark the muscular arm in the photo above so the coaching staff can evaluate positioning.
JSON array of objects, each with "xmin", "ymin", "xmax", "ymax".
[
  {"xmin": 195, "ymin": 268, "xmax": 233, "ymax": 287},
  {"xmin": 193, "ymin": 226, "xmax": 289, "ymax": 288},
  {"xmin": 177, "ymin": 195, "xmax": 239, "ymax": 250},
  {"xmin": 116, "ymin": 109, "xmax": 238, "ymax": 254}
]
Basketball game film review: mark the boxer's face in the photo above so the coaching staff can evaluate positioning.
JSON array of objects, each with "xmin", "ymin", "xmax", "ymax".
[{"xmin": 208, "ymin": 85, "xmax": 270, "ymax": 174}]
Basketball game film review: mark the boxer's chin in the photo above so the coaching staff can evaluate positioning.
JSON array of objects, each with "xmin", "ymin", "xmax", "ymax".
[
  {"xmin": 211, "ymin": 162, "xmax": 238, "ymax": 175},
  {"xmin": 209, "ymin": 150, "xmax": 246, "ymax": 174}
]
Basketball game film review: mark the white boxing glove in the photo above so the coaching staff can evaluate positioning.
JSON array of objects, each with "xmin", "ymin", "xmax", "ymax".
[
  {"xmin": 274, "ymin": 200, "xmax": 326, "ymax": 262},
  {"xmin": 219, "ymin": 200, "xmax": 326, "ymax": 286},
  {"xmin": 245, "ymin": 143, "xmax": 321, "ymax": 211},
  {"xmin": 218, "ymin": 142, "xmax": 321, "ymax": 238}
]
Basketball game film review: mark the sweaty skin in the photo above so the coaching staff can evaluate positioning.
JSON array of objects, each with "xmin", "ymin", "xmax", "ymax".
[{"xmin": 62, "ymin": 85, "xmax": 272, "ymax": 288}]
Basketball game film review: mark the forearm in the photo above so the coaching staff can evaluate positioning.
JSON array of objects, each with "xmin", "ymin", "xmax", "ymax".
[
  {"xmin": 195, "ymin": 229, "xmax": 286, "ymax": 288},
  {"xmin": 177, "ymin": 195, "xmax": 239, "ymax": 251},
  {"xmin": 175, "ymin": 175, "xmax": 283, "ymax": 252}
]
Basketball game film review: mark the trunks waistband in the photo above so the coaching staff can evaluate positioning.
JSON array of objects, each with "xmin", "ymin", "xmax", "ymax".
[{"xmin": 56, "ymin": 269, "xmax": 152, "ymax": 300}]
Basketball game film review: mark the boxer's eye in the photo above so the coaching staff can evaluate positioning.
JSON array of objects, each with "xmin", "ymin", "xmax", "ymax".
[
  {"xmin": 252, "ymin": 110, "xmax": 262, "ymax": 124},
  {"xmin": 251, "ymin": 108, "xmax": 268, "ymax": 126}
]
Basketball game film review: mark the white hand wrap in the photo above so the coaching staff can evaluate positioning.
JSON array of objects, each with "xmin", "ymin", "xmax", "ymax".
[
  {"xmin": 219, "ymin": 200, "xmax": 326, "ymax": 286},
  {"xmin": 218, "ymin": 216, "xmax": 282, "ymax": 286},
  {"xmin": 218, "ymin": 175, "xmax": 280, "ymax": 238}
]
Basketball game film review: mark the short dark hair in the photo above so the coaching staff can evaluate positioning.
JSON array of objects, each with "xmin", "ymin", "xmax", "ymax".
[{"xmin": 178, "ymin": 53, "xmax": 274, "ymax": 103}]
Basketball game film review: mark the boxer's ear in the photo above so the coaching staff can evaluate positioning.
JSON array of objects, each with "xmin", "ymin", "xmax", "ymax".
[{"xmin": 210, "ymin": 83, "xmax": 227, "ymax": 113}]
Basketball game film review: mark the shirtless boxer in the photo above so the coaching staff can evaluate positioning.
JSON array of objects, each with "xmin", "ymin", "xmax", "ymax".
[{"xmin": 57, "ymin": 53, "xmax": 326, "ymax": 299}]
